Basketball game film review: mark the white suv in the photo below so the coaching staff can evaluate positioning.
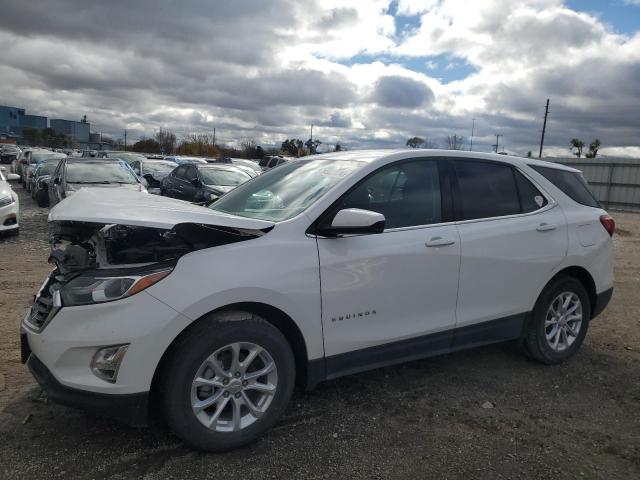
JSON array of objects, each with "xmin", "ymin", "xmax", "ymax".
[{"xmin": 21, "ymin": 150, "xmax": 614, "ymax": 451}]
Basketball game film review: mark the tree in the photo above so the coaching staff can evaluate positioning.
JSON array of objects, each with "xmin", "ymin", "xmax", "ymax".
[
  {"xmin": 585, "ymin": 139, "xmax": 601, "ymax": 158},
  {"xmin": 131, "ymin": 138, "xmax": 161, "ymax": 153},
  {"xmin": 445, "ymin": 134, "xmax": 465, "ymax": 150},
  {"xmin": 154, "ymin": 128, "xmax": 176, "ymax": 154},
  {"xmin": 406, "ymin": 137, "xmax": 425, "ymax": 148},
  {"xmin": 527, "ymin": 151, "xmax": 532, "ymax": 158},
  {"xmin": 570, "ymin": 138, "xmax": 584, "ymax": 158},
  {"xmin": 305, "ymin": 138, "xmax": 322, "ymax": 154},
  {"xmin": 281, "ymin": 138, "xmax": 305, "ymax": 156},
  {"xmin": 334, "ymin": 143, "xmax": 342, "ymax": 152},
  {"xmin": 176, "ymin": 133, "xmax": 219, "ymax": 156}
]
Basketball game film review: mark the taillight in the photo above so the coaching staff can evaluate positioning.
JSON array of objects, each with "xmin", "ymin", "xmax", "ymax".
[{"xmin": 600, "ymin": 215, "xmax": 615, "ymax": 237}]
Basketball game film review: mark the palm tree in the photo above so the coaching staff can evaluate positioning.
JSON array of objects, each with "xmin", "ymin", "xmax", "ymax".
[
  {"xmin": 570, "ymin": 138, "xmax": 584, "ymax": 158},
  {"xmin": 585, "ymin": 139, "xmax": 601, "ymax": 158}
]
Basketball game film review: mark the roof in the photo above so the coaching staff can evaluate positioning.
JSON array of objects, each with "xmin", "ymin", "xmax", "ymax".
[{"xmin": 311, "ymin": 149, "xmax": 581, "ymax": 172}]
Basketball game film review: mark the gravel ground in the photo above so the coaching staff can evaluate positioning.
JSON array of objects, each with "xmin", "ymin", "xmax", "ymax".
[{"xmin": 0, "ymin": 184, "xmax": 639, "ymax": 479}]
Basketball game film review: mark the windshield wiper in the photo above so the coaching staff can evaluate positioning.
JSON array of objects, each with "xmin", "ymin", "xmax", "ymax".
[{"xmin": 71, "ymin": 181, "xmax": 112, "ymax": 184}]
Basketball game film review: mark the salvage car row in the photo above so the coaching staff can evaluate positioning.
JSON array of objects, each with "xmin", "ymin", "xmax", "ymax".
[{"xmin": 2, "ymin": 147, "xmax": 269, "ymax": 231}]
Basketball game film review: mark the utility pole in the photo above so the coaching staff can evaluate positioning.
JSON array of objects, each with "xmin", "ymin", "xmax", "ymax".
[
  {"xmin": 124, "ymin": 129, "xmax": 127, "ymax": 151},
  {"xmin": 493, "ymin": 134, "xmax": 503, "ymax": 153},
  {"xmin": 213, "ymin": 127, "xmax": 216, "ymax": 147},
  {"xmin": 470, "ymin": 118, "xmax": 475, "ymax": 151},
  {"xmin": 310, "ymin": 124, "xmax": 313, "ymax": 143},
  {"xmin": 538, "ymin": 98, "xmax": 549, "ymax": 158}
]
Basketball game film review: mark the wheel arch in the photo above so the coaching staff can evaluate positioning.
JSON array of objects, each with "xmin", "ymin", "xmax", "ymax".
[
  {"xmin": 542, "ymin": 266, "xmax": 597, "ymax": 317},
  {"xmin": 150, "ymin": 302, "xmax": 323, "ymax": 414}
]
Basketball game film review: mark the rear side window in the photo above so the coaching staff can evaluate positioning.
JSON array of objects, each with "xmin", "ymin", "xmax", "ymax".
[
  {"xmin": 514, "ymin": 170, "xmax": 547, "ymax": 213},
  {"xmin": 530, "ymin": 165, "xmax": 600, "ymax": 208},
  {"xmin": 453, "ymin": 161, "xmax": 520, "ymax": 220}
]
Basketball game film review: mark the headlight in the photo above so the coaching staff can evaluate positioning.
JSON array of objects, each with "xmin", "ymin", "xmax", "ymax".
[
  {"xmin": 59, "ymin": 269, "xmax": 172, "ymax": 306},
  {"xmin": 0, "ymin": 194, "xmax": 14, "ymax": 207}
]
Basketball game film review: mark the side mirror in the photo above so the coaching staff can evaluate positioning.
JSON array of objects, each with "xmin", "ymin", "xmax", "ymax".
[
  {"xmin": 6, "ymin": 173, "xmax": 20, "ymax": 182},
  {"xmin": 319, "ymin": 208, "xmax": 386, "ymax": 236}
]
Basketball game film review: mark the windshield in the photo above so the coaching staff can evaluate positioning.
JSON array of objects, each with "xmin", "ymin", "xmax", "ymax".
[
  {"xmin": 66, "ymin": 162, "xmax": 139, "ymax": 184},
  {"xmin": 110, "ymin": 152, "xmax": 146, "ymax": 163},
  {"xmin": 39, "ymin": 160, "xmax": 60, "ymax": 176},
  {"xmin": 199, "ymin": 168, "xmax": 250, "ymax": 186},
  {"xmin": 32, "ymin": 152, "xmax": 65, "ymax": 163},
  {"xmin": 144, "ymin": 161, "xmax": 177, "ymax": 174},
  {"xmin": 211, "ymin": 159, "xmax": 360, "ymax": 221}
]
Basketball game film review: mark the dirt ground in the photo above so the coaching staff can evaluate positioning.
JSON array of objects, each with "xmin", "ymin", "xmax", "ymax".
[{"xmin": 0, "ymin": 184, "xmax": 638, "ymax": 479}]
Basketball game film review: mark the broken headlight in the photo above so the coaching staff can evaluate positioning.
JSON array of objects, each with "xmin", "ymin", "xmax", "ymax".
[{"xmin": 59, "ymin": 269, "xmax": 172, "ymax": 306}]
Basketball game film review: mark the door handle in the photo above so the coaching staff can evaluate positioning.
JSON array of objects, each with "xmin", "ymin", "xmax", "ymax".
[
  {"xmin": 425, "ymin": 236, "xmax": 456, "ymax": 247},
  {"xmin": 536, "ymin": 222, "xmax": 557, "ymax": 232}
]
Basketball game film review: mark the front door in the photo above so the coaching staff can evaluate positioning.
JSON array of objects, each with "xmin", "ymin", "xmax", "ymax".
[{"xmin": 315, "ymin": 158, "xmax": 461, "ymax": 378}]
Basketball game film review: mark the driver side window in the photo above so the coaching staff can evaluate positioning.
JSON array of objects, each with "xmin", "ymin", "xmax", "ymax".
[{"xmin": 338, "ymin": 160, "xmax": 442, "ymax": 229}]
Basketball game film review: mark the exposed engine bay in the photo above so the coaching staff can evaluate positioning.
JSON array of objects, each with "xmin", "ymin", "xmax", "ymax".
[{"xmin": 48, "ymin": 221, "xmax": 269, "ymax": 274}]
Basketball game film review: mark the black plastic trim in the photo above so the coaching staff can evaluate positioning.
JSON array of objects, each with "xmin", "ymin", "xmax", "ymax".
[
  {"xmin": 27, "ymin": 354, "xmax": 149, "ymax": 426},
  {"xmin": 322, "ymin": 313, "xmax": 527, "ymax": 382},
  {"xmin": 592, "ymin": 287, "xmax": 613, "ymax": 319}
]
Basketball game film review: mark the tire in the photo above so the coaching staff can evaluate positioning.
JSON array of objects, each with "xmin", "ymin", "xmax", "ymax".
[
  {"xmin": 36, "ymin": 190, "xmax": 49, "ymax": 208},
  {"xmin": 522, "ymin": 276, "xmax": 591, "ymax": 364},
  {"xmin": 160, "ymin": 311, "xmax": 295, "ymax": 451}
]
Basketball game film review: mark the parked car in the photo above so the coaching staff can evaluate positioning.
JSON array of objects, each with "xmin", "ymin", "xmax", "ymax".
[
  {"xmin": 129, "ymin": 159, "xmax": 178, "ymax": 195},
  {"xmin": 206, "ymin": 158, "xmax": 259, "ymax": 178},
  {"xmin": 161, "ymin": 163, "xmax": 251, "ymax": 202},
  {"xmin": 24, "ymin": 152, "xmax": 67, "ymax": 192},
  {"xmin": 0, "ymin": 166, "xmax": 19, "ymax": 235},
  {"xmin": 97, "ymin": 151, "xmax": 148, "ymax": 165},
  {"xmin": 258, "ymin": 155, "xmax": 288, "ymax": 171},
  {"xmin": 0, "ymin": 145, "xmax": 21, "ymax": 165},
  {"xmin": 14, "ymin": 148, "xmax": 59, "ymax": 184},
  {"xmin": 164, "ymin": 156, "xmax": 209, "ymax": 166},
  {"xmin": 30, "ymin": 158, "xmax": 64, "ymax": 207},
  {"xmin": 21, "ymin": 150, "xmax": 613, "ymax": 452},
  {"xmin": 48, "ymin": 158, "xmax": 148, "ymax": 207},
  {"xmin": 230, "ymin": 158, "xmax": 262, "ymax": 175}
]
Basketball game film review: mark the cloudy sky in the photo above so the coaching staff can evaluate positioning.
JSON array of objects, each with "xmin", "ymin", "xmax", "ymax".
[{"xmin": 1, "ymin": 0, "xmax": 639, "ymax": 156}]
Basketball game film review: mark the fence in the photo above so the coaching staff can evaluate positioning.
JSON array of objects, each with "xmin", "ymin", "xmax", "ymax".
[{"xmin": 550, "ymin": 157, "xmax": 640, "ymax": 212}]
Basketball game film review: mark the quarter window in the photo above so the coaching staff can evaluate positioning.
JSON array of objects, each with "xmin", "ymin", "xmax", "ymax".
[
  {"xmin": 514, "ymin": 170, "xmax": 547, "ymax": 213},
  {"xmin": 454, "ymin": 161, "xmax": 520, "ymax": 220},
  {"xmin": 337, "ymin": 160, "xmax": 442, "ymax": 229},
  {"xmin": 530, "ymin": 165, "xmax": 600, "ymax": 208}
]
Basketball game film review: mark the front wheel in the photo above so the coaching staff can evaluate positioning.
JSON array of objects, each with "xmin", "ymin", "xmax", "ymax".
[
  {"xmin": 160, "ymin": 312, "xmax": 295, "ymax": 451},
  {"xmin": 522, "ymin": 276, "xmax": 591, "ymax": 364}
]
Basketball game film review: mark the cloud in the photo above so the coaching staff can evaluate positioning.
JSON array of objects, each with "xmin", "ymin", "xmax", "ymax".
[
  {"xmin": 0, "ymin": 0, "xmax": 637, "ymax": 157},
  {"xmin": 371, "ymin": 75, "xmax": 435, "ymax": 108}
]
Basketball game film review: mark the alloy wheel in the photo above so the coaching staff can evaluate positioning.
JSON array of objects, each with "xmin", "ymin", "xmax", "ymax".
[
  {"xmin": 545, "ymin": 292, "xmax": 583, "ymax": 352},
  {"xmin": 190, "ymin": 342, "xmax": 278, "ymax": 432}
]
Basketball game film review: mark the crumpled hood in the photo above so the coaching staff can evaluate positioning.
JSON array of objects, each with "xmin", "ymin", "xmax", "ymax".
[{"xmin": 48, "ymin": 187, "xmax": 275, "ymax": 230}]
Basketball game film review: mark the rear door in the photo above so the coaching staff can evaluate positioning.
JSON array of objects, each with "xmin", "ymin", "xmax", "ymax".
[{"xmin": 451, "ymin": 159, "xmax": 567, "ymax": 342}]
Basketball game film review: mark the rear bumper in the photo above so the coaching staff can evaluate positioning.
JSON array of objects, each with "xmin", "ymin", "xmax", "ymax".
[
  {"xmin": 592, "ymin": 287, "xmax": 613, "ymax": 319},
  {"xmin": 26, "ymin": 353, "xmax": 149, "ymax": 426}
]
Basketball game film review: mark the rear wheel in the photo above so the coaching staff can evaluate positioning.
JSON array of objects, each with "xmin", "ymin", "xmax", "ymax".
[
  {"xmin": 160, "ymin": 311, "xmax": 295, "ymax": 451},
  {"xmin": 36, "ymin": 190, "xmax": 49, "ymax": 207},
  {"xmin": 523, "ymin": 276, "xmax": 590, "ymax": 364}
]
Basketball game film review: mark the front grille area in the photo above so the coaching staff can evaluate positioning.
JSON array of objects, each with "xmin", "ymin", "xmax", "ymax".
[{"xmin": 23, "ymin": 274, "xmax": 61, "ymax": 332}]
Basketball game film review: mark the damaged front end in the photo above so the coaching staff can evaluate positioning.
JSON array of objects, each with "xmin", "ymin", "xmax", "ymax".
[{"xmin": 23, "ymin": 221, "xmax": 269, "ymax": 333}]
